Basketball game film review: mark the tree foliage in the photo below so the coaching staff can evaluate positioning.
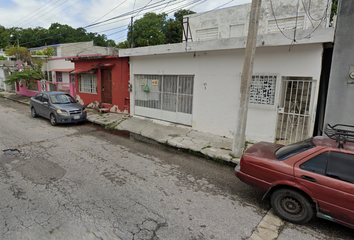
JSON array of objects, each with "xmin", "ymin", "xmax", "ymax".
[
  {"xmin": 122, "ymin": 9, "xmax": 196, "ymax": 48},
  {"xmin": 4, "ymin": 68, "xmax": 44, "ymax": 86},
  {"xmin": 0, "ymin": 23, "xmax": 116, "ymax": 49}
]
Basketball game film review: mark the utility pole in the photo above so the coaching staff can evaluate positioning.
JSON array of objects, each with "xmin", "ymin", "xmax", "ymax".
[{"xmin": 232, "ymin": 0, "xmax": 262, "ymax": 157}]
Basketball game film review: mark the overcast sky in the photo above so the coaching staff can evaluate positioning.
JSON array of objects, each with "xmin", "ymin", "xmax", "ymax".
[{"xmin": 0, "ymin": 0, "xmax": 252, "ymax": 43}]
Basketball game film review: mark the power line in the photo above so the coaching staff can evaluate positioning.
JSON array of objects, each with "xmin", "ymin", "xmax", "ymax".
[
  {"xmin": 9, "ymin": 0, "xmax": 56, "ymax": 27},
  {"xmin": 92, "ymin": 0, "xmax": 129, "ymax": 24},
  {"xmin": 36, "ymin": 0, "xmax": 82, "ymax": 27},
  {"xmin": 83, "ymin": 0, "xmax": 188, "ymax": 28},
  {"xmin": 21, "ymin": 0, "xmax": 70, "ymax": 28}
]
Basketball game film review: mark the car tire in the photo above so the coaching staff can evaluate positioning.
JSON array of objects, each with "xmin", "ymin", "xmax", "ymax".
[
  {"xmin": 31, "ymin": 107, "xmax": 37, "ymax": 118},
  {"xmin": 271, "ymin": 188, "xmax": 314, "ymax": 224},
  {"xmin": 50, "ymin": 113, "xmax": 57, "ymax": 126}
]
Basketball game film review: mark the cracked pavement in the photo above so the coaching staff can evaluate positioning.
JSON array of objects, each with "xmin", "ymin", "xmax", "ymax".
[{"xmin": 0, "ymin": 98, "xmax": 353, "ymax": 240}]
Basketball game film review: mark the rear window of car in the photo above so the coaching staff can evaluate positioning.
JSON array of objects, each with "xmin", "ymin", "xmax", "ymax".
[{"xmin": 275, "ymin": 138, "xmax": 315, "ymax": 161}]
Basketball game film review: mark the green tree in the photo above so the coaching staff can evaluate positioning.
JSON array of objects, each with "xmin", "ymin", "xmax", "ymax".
[
  {"xmin": 4, "ymin": 46, "xmax": 45, "ymax": 86},
  {"xmin": 174, "ymin": 9, "xmax": 196, "ymax": 23},
  {"xmin": 129, "ymin": 12, "xmax": 167, "ymax": 47},
  {"xmin": 4, "ymin": 69, "xmax": 44, "ymax": 87},
  {"xmin": 331, "ymin": 0, "xmax": 338, "ymax": 24},
  {"xmin": 116, "ymin": 40, "xmax": 130, "ymax": 49},
  {"xmin": 123, "ymin": 9, "xmax": 196, "ymax": 48}
]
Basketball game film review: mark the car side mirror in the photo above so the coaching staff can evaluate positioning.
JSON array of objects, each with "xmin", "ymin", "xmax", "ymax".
[{"xmin": 43, "ymin": 102, "xmax": 49, "ymax": 106}]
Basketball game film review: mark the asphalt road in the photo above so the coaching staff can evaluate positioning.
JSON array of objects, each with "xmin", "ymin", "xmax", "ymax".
[{"xmin": 0, "ymin": 97, "xmax": 353, "ymax": 240}]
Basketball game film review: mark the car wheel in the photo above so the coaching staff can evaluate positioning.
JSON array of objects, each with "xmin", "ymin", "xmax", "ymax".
[
  {"xmin": 271, "ymin": 188, "xmax": 314, "ymax": 224},
  {"xmin": 50, "ymin": 114, "xmax": 57, "ymax": 126},
  {"xmin": 31, "ymin": 107, "xmax": 37, "ymax": 118}
]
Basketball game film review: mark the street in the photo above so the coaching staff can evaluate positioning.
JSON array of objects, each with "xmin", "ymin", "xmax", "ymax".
[{"xmin": 0, "ymin": 97, "xmax": 353, "ymax": 240}]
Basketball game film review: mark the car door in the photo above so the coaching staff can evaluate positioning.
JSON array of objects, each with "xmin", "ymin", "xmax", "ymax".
[
  {"xmin": 294, "ymin": 151, "xmax": 354, "ymax": 226},
  {"xmin": 39, "ymin": 94, "xmax": 50, "ymax": 118},
  {"xmin": 31, "ymin": 93, "xmax": 43, "ymax": 115}
]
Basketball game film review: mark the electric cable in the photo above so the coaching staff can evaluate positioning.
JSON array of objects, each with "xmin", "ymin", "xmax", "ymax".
[
  {"xmin": 92, "ymin": 0, "xmax": 130, "ymax": 24},
  {"xmin": 35, "ymin": 0, "xmax": 82, "ymax": 27},
  {"xmin": 9, "ymin": 0, "xmax": 56, "ymax": 27},
  {"xmin": 22, "ymin": 0, "xmax": 70, "ymax": 28}
]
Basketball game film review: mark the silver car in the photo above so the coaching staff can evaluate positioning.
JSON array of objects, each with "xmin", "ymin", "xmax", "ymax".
[{"xmin": 30, "ymin": 92, "xmax": 87, "ymax": 126}]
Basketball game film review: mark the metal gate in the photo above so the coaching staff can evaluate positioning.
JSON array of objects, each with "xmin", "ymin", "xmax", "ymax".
[
  {"xmin": 134, "ymin": 75, "xmax": 194, "ymax": 125},
  {"xmin": 276, "ymin": 78, "xmax": 315, "ymax": 145}
]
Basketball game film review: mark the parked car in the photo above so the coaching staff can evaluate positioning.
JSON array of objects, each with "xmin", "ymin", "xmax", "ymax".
[
  {"xmin": 235, "ymin": 124, "xmax": 354, "ymax": 229},
  {"xmin": 30, "ymin": 92, "xmax": 87, "ymax": 126}
]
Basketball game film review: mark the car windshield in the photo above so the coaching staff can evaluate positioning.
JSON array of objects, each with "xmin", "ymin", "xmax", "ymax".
[
  {"xmin": 275, "ymin": 138, "xmax": 315, "ymax": 161},
  {"xmin": 50, "ymin": 94, "xmax": 76, "ymax": 104}
]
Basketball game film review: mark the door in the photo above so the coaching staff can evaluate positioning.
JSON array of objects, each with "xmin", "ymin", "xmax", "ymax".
[
  {"xmin": 101, "ymin": 69, "xmax": 112, "ymax": 104},
  {"xmin": 294, "ymin": 151, "xmax": 354, "ymax": 226},
  {"xmin": 39, "ymin": 93, "xmax": 50, "ymax": 117},
  {"xmin": 276, "ymin": 77, "xmax": 318, "ymax": 145}
]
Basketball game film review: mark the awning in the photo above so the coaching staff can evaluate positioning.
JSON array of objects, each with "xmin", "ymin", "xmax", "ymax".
[
  {"xmin": 70, "ymin": 69, "xmax": 96, "ymax": 74},
  {"xmin": 91, "ymin": 63, "xmax": 115, "ymax": 67},
  {"xmin": 49, "ymin": 69, "xmax": 74, "ymax": 72}
]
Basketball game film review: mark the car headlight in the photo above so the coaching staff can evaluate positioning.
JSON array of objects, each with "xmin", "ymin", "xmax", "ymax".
[{"xmin": 57, "ymin": 109, "xmax": 69, "ymax": 115}]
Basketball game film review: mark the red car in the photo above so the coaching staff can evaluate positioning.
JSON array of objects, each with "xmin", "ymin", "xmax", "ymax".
[{"xmin": 235, "ymin": 124, "xmax": 354, "ymax": 229}]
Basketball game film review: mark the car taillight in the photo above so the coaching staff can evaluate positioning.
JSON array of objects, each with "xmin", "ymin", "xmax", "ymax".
[{"xmin": 240, "ymin": 158, "xmax": 243, "ymax": 167}]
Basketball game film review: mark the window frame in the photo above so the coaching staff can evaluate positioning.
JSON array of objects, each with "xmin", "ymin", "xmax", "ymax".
[
  {"xmin": 299, "ymin": 150, "xmax": 354, "ymax": 184},
  {"xmin": 79, "ymin": 73, "xmax": 97, "ymax": 94},
  {"xmin": 249, "ymin": 74, "xmax": 278, "ymax": 109},
  {"xmin": 57, "ymin": 72, "xmax": 63, "ymax": 82}
]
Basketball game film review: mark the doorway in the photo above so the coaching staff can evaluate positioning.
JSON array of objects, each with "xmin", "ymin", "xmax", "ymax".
[
  {"xmin": 101, "ymin": 69, "xmax": 112, "ymax": 104},
  {"xmin": 276, "ymin": 77, "xmax": 317, "ymax": 145}
]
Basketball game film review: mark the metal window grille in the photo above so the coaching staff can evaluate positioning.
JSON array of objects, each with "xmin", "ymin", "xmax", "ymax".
[
  {"xmin": 249, "ymin": 75, "xmax": 277, "ymax": 105},
  {"xmin": 276, "ymin": 78, "xmax": 313, "ymax": 145},
  {"xmin": 79, "ymin": 73, "xmax": 97, "ymax": 94},
  {"xmin": 135, "ymin": 75, "xmax": 194, "ymax": 114},
  {"xmin": 44, "ymin": 71, "xmax": 52, "ymax": 81},
  {"xmin": 70, "ymin": 74, "xmax": 75, "ymax": 84},
  {"xmin": 57, "ymin": 72, "xmax": 62, "ymax": 82}
]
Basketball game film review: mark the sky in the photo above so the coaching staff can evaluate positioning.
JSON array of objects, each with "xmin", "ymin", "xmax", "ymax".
[{"xmin": 0, "ymin": 0, "xmax": 252, "ymax": 43}]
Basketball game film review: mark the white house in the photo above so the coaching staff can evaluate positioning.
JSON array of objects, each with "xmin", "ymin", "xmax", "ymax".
[
  {"xmin": 0, "ymin": 49, "xmax": 17, "ymax": 91},
  {"xmin": 120, "ymin": 0, "xmax": 334, "ymax": 144}
]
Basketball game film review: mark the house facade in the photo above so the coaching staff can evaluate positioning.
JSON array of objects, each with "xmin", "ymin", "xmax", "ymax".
[
  {"xmin": 0, "ymin": 49, "xmax": 17, "ymax": 91},
  {"xmin": 15, "ymin": 41, "xmax": 116, "ymax": 97},
  {"xmin": 69, "ymin": 56, "xmax": 130, "ymax": 113},
  {"xmin": 120, "ymin": 0, "xmax": 334, "ymax": 144}
]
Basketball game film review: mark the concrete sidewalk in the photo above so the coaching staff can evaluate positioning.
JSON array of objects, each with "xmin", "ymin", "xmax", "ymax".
[{"xmin": 0, "ymin": 91, "xmax": 239, "ymax": 164}]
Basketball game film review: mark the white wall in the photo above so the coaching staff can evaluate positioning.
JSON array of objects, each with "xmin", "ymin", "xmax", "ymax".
[
  {"xmin": 130, "ymin": 43, "xmax": 323, "ymax": 142},
  {"xmin": 186, "ymin": 0, "xmax": 331, "ymax": 41}
]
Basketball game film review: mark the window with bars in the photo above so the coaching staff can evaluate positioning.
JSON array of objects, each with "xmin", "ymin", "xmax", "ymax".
[
  {"xmin": 70, "ymin": 74, "xmax": 75, "ymax": 84},
  {"xmin": 57, "ymin": 72, "xmax": 62, "ymax": 82},
  {"xmin": 135, "ymin": 75, "xmax": 194, "ymax": 114},
  {"xmin": 79, "ymin": 73, "xmax": 97, "ymax": 94},
  {"xmin": 249, "ymin": 75, "xmax": 277, "ymax": 105},
  {"xmin": 44, "ymin": 71, "xmax": 52, "ymax": 81}
]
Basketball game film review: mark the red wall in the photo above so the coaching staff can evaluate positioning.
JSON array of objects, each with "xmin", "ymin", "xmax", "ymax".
[{"xmin": 73, "ymin": 57, "xmax": 130, "ymax": 112}]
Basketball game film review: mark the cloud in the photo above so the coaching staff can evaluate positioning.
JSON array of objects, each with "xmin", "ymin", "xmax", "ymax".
[{"xmin": 0, "ymin": 0, "xmax": 251, "ymax": 43}]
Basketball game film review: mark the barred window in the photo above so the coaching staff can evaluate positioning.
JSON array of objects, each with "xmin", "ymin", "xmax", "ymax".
[
  {"xmin": 135, "ymin": 75, "xmax": 194, "ymax": 114},
  {"xmin": 249, "ymin": 75, "xmax": 277, "ymax": 105},
  {"xmin": 79, "ymin": 74, "xmax": 97, "ymax": 94},
  {"xmin": 57, "ymin": 72, "xmax": 62, "ymax": 82},
  {"xmin": 44, "ymin": 71, "xmax": 52, "ymax": 81}
]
